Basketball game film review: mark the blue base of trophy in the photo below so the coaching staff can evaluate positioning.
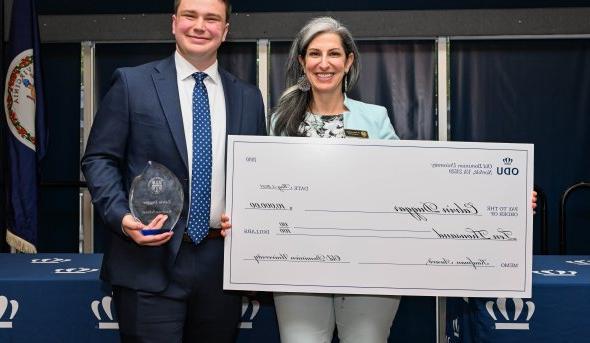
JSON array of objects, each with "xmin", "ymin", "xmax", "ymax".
[{"xmin": 141, "ymin": 229, "xmax": 167, "ymax": 236}]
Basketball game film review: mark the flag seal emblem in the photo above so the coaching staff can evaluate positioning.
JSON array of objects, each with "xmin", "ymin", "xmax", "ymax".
[{"xmin": 4, "ymin": 48, "xmax": 37, "ymax": 151}]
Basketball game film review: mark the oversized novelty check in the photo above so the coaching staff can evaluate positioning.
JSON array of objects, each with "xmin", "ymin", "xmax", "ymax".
[{"xmin": 223, "ymin": 136, "xmax": 533, "ymax": 297}]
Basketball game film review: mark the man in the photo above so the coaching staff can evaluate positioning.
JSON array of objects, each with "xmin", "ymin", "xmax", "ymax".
[{"xmin": 81, "ymin": 0, "xmax": 266, "ymax": 342}]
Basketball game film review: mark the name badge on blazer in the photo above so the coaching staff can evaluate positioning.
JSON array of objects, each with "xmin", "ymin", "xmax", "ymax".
[{"xmin": 344, "ymin": 129, "xmax": 369, "ymax": 139}]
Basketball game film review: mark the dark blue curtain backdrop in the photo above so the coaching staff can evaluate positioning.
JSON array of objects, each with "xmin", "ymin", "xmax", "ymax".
[
  {"xmin": 93, "ymin": 42, "xmax": 257, "ymax": 253},
  {"xmin": 450, "ymin": 39, "xmax": 590, "ymax": 254},
  {"xmin": 37, "ymin": 43, "xmax": 82, "ymax": 252},
  {"xmin": 270, "ymin": 40, "xmax": 436, "ymax": 140},
  {"xmin": 269, "ymin": 39, "xmax": 437, "ymax": 343},
  {"xmin": 95, "ymin": 43, "xmax": 257, "ymax": 105}
]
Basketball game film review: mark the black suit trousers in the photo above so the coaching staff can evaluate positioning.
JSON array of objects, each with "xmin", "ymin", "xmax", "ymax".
[{"xmin": 112, "ymin": 238, "xmax": 242, "ymax": 343}]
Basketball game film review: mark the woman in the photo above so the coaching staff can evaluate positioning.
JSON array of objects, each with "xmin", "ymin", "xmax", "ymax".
[
  {"xmin": 269, "ymin": 16, "xmax": 401, "ymax": 343},
  {"xmin": 219, "ymin": 16, "xmax": 538, "ymax": 343}
]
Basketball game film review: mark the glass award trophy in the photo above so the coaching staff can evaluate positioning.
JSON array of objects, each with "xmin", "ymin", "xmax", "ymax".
[{"xmin": 129, "ymin": 161, "xmax": 184, "ymax": 235}]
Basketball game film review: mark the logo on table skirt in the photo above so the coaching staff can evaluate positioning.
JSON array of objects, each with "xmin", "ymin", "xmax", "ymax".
[
  {"xmin": 0, "ymin": 296, "xmax": 19, "ymax": 329},
  {"xmin": 532, "ymin": 269, "xmax": 577, "ymax": 277},
  {"xmin": 31, "ymin": 257, "xmax": 71, "ymax": 264},
  {"xmin": 91, "ymin": 296, "xmax": 119, "ymax": 330},
  {"xmin": 566, "ymin": 259, "xmax": 590, "ymax": 266},
  {"xmin": 444, "ymin": 318, "xmax": 461, "ymax": 343},
  {"xmin": 54, "ymin": 267, "xmax": 99, "ymax": 274},
  {"xmin": 486, "ymin": 298, "xmax": 534, "ymax": 330},
  {"xmin": 452, "ymin": 318, "xmax": 460, "ymax": 337},
  {"xmin": 239, "ymin": 296, "xmax": 260, "ymax": 329},
  {"xmin": 496, "ymin": 157, "xmax": 519, "ymax": 176}
]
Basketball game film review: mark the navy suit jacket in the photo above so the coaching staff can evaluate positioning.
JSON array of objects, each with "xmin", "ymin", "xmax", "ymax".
[{"xmin": 81, "ymin": 55, "xmax": 266, "ymax": 292}]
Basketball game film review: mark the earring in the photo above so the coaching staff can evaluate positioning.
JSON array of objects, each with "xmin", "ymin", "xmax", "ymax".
[
  {"xmin": 297, "ymin": 74, "xmax": 311, "ymax": 92},
  {"xmin": 344, "ymin": 72, "xmax": 348, "ymax": 93}
]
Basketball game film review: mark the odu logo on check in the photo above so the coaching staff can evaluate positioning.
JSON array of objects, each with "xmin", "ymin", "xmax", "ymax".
[{"xmin": 497, "ymin": 157, "xmax": 519, "ymax": 176}]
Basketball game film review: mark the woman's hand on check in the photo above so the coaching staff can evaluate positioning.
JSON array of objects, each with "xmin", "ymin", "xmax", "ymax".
[{"xmin": 221, "ymin": 214, "xmax": 232, "ymax": 237}]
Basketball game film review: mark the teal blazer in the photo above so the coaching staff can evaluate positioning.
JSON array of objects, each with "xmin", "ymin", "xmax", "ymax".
[
  {"xmin": 342, "ymin": 97, "xmax": 399, "ymax": 140},
  {"xmin": 271, "ymin": 96, "xmax": 398, "ymax": 140}
]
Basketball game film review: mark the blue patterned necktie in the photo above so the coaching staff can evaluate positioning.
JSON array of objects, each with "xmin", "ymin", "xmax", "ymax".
[{"xmin": 187, "ymin": 72, "xmax": 212, "ymax": 244}]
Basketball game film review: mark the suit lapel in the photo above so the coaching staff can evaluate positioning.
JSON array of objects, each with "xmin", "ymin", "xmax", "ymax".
[
  {"xmin": 152, "ymin": 56, "xmax": 189, "ymax": 170},
  {"xmin": 220, "ymin": 68, "xmax": 242, "ymax": 135}
]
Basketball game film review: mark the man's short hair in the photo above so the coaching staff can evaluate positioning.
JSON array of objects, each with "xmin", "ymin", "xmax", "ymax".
[{"xmin": 173, "ymin": 0, "xmax": 231, "ymax": 22}]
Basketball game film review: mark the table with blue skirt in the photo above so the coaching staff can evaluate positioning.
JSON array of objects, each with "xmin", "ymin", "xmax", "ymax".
[
  {"xmin": 0, "ymin": 253, "xmax": 434, "ymax": 342},
  {"xmin": 446, "ymin": 255, "xmax": 590, "ymax": 343}
]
